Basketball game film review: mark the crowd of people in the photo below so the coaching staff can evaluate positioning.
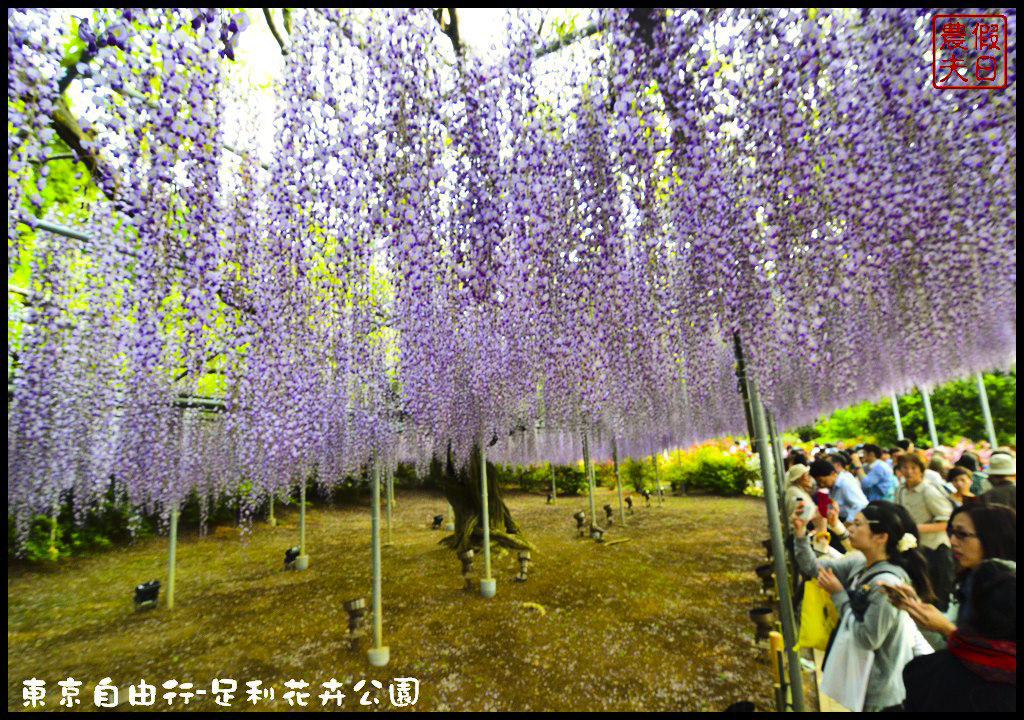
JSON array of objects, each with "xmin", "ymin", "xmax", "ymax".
[{"xmin": 782, "ymin": 441, "xmax": 1016, "ymax": 711}]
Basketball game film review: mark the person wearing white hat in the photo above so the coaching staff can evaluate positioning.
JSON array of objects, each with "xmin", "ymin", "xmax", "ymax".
[
  {"xmin": 784, "ymin": 463, "xmax": 814, "ymax": 522},
  {"xmin": 980, "ymin": 453, "xmax": 1016, "ymax": 510}
]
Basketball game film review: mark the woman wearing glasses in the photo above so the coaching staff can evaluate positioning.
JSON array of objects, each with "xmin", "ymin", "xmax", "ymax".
[
  {"xmin": 901, "ymin": 559, "xmax": 1016, "ymax": 711},
  {"xmin": 882, "ymin": 502, "xmax": 1016, "ymax": 645},
  {"xmin": 792, "ymin": 501, "xmax": 936, "ymax": 710}
]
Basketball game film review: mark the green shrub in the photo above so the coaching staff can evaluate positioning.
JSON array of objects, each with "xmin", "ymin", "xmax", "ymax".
[
  {"xmin": 8, "ymin": 494, "xmax": 159, "ymax": 563},
  {"xmin": 595, "ymin": 461, "xmax": 616, "ymax": 490},
  {"xmin": 622, "ymin": 457, "xmax": 653, "ymax": 493},
  {"xmin": 490, "ymin": 463, "xmax": 588, "ymax": 495},
  {"xmin": 596, "ymin": 458, "xmax": 655, "ymax": 494},
  {"xmin": 551, "ymin": 465, "xmax": 588, "ymax": 495},
  {"xmin": 676, "ymin": 448, "xmax": 755, "ymax": 496},
  {"xmin": 393, "ymin": 462, "xmax": 421, "ymax": 488}
]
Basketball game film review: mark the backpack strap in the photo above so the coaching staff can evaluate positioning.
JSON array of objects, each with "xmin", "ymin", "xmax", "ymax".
[
  {"xmin": 852, "ymin": 565, "xmax": 905, "ymax": 593},
  {"xmin": 823, "ymin": 564, "xmax": 908, "ymax": 663}
]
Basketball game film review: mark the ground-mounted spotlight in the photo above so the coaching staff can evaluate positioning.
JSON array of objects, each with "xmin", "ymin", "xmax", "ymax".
[
  {"xmin": 513, "ymin": 551, "xmax": 531, "ymax": 582},
  {"xmin": 344, "ymin": 597, "xmax": 368, "ymax": 651},
  {"xmin": 625, "ymin": 496, "xmax": 633, "ymax": 513},
  {"xmin": 603, "ymin": 504, "xmax": 614, "ymax": 525},
  {"xmin": 546, "ymin": 492, "xmax": 553, "ymax": 505},
  {"xmin": 723, "ymin": 701, "xmax": 756, "ymax": 712},
  {"xmin": 749, "ymin": 607, "xmax": 775, "ymax": 644},
  {"xmin": 459, "ymin": 549, "xmax": 475, "ymax": 591},
  {"xmin": 284, "ymin": 546, "xmax": 301, "ymax": 570},
  {"xmin": 573, "ymin": 511, "xmax": 587, "ymax": 537},
  {"xmin": 642, "ymin": 490, "xmax": 651, "ymax": 506},
  {"xmin": 432, "ymin": 514, "xmax": 445, "ymax": 530},
  {"xmin": 134, "ymin": 580, "xmax": 161, "ymax": 611},
  {"xmin": 755, "ymin": 563, "xmax": 775, "ymax": 596},
  {"xmin": 590, "ymin": 525, "xmax": 605, "ymax": 542}
]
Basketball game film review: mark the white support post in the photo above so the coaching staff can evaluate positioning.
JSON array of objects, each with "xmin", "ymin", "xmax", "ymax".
[
  {"xmin": 294, "ymin": 479, "xmax": 310, "ymax": 571},
  {"xmin": 367, "ymin": 454, "xmax": 389, "ymax": 666},
  {"xmin": 976, "ymin": 372, "xmax": 999, "ymax": 449},
  {"xmin": 167, "ymin": 506, "xmax": 179, "ymax": 610},
  {"xmin": 582, "ymin": 431, "xmax": 597, "ymax": 526},
  {"xmin": 480, "ymin": 443, "xmax": 496, "ymax": 598},
  {"xmin": 384, "ymin": 465, "xmax": 393, "ymax": 547},
  {"xmin": 890, "ymin": 392, "xmax": 904, "ymax": 441},
  {"xmin": 613, "ymin": 438, "xmax": 625, "ymax": 526},
  {"xmin": 654, "ymin": 453, "xmax": 664, "ymax": 504},
  {"xmin": 920, "ymin": 386, "xmax": 940, "ymax": 449}
]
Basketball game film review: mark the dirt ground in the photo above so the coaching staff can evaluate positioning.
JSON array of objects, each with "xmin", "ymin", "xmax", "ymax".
[{"xmin": 9, "ymin": 486, "xmax": 805, "ymax": 712}]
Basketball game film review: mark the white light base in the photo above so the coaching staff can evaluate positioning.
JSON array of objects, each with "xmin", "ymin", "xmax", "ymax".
[
  {"xmin": 367, "ymin": 646, "xmax": 390, "ymax": 667},
  {"xmin": 445, "ymin": 523, "xmax": 454, "ymax": 532},
  {"xmin": 480, "ymin": 578, "xmax": 497, "ymax": 598},
  {"xmin": 295, "ymin": 555, "xmax": 310, "ymax": 571}
]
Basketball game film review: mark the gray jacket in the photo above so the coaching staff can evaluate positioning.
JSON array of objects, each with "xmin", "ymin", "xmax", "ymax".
[{"xmin": 794, "ymin": 535, "xmax": 915, "ymax": 708}]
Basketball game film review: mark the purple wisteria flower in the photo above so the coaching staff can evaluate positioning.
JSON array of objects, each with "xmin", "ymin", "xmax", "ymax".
[{"xmin": 6, "ymin": 8, "xmax": 1016, "ymax": 544}]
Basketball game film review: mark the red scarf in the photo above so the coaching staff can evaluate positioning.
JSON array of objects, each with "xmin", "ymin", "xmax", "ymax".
[{"xmin": 947, "ymin": 630, "xmax": 1016, "ymax": 686}]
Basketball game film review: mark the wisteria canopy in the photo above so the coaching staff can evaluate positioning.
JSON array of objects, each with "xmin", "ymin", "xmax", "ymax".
[{"xmin": 7, "ymin": 9, "xmax": 1017, "ymax": 534}]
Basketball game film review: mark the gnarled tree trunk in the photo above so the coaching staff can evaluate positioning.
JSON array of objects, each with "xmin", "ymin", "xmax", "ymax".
[{"xmin": 439, "ymin": 442, "xmax": 534, "ymax": 556}]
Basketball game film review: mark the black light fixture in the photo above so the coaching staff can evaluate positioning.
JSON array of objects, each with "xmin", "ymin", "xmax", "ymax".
[
  {"xmin": 749, "ymin": 607, "xmax": 775, "ymax": 643},
  {"xmin": 546, "ymin": 492, "xmax": 553, "ymax": 504},
  {"xmin": 344, "ymin": 597, "xmax": 368, "ymax": 651},
  {"xmin": 284, "ymin": 546, "xmax": 300, "ymax": 570},
  {"xmin": 459, "ymin": 549, "xmax": 475, "ymax": 590},
  {"xmin": 625, "ymin": 496, "xmax": 633, "ymax": 512},
  {"xmin": 488, "ymin": 431, "xmax": 498, "ymax": 447},
  {"xmin": 514, "ymin": 551, "xmax": 531, "ymax": 582},
  {"xmin": 603, "ymin": 504, "xmax": 614, "ymax": 524},
  {"xmin": 134, "ymin": 580, "xmax": 160, "ymax": 610},
  {"xmin": 755, "ymin": 563, "xmax": 775, "ymax": 595},
  {"xmin": 573, "ymin": 511, "xmax": 587, "ymax": 536},
  {"xmin": 432, "ymin": 514, "xmax": 445, "ymax": 530},
  {"xmin": 642, "ymin": 489, "xmax": 651, "ymax": 506}
]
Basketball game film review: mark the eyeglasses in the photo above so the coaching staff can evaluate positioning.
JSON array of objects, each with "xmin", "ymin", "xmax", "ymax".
[{"xmin": 948, "ymin": 527, "xmax": 979, "ymax": 541}]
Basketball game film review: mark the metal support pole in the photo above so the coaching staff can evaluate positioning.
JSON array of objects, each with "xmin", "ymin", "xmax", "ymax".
[
  {"xmin": 550, "ymin": 464, "xmax": 557, "ymax": 504},
  {"xmin": 582, "ymin": 431, "xmax": 597, "ymax": 527},
  {"xmin": 767, "ymin": 411, "xmax": 801, "ymax": 603},
  {"xmin": 766, "ymin": 413, "xmax": 788, "ymax": 532},
  {"xmin": 733, "ymin": 333, "xmax": 759, "ymax": 452},
  {"xmin": 732, "ymin": 332, "xmax": 805, "ymax": 714},
  {"xmin": 976, "ymin": 372, "xmax": 999, "ymax": 449},
  {"xmin": 653, "ymin": 453, "xmax": 663, "ymax": 505},
  {"xmin": 749, "ymin": 378, "xmax": 806, "ymax": 712},
  {"xmin": 367, "ymin": 454, "xmax": 389, "ymax": 666},
  {"xmin": 920, "ymin": 386, "xmax": 939, "ymax": 450},
  {"xmin": 167, "ymin": 506, "xmax": 178, "ymax": 610},
  {"xmin": 613, "ymin": 438, "xmax": 626, "ymax": 526},
  {"xmin": 480, "ymin": 443, "xmax": 496, "ymax": 598},
  {"xmin": 890, "ymin": 393, "xmax": 904, "ymax": 441},
  {"xmin": 48, "ymin": 502, "xmax": 58, "ymax": 558},
  {"xmin": 384, "ymin": 465, "xmax": 393, "ymax": 547},
  {"xmin": 299, "ymin": 482, "xmax": 306, "ymax": 553}
]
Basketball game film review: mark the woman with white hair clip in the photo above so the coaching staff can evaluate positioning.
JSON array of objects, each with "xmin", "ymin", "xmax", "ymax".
[{"xmin": 792, "ymin": 501, "xmax": 936, "ymax": 710}]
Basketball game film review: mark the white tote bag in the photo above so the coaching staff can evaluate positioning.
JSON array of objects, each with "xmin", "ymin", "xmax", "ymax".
[{"xmin": 821, "ymin": 611, "xmax": 875, "ymax": 712}]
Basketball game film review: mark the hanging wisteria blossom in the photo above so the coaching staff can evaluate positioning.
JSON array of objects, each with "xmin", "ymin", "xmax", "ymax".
[{"xmin": 7, "ymin": 8, "xmax": 1016, "ymax": 545}]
